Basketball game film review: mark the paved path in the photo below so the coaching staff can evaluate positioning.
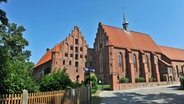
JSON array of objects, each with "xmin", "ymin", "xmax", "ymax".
[{"xmin": 99, "ymin": 84, "xmax": 184, "ymax": 104}]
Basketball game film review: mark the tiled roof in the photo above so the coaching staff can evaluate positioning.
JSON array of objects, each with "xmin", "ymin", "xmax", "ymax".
[
  {"xmin": 102, "ymin": 25, "xmax": 161, "ymax": 53},
  {"xmin": 159, "ymin": 46, "xmax": 184, "ymax": 61},
  {"xmin": 34, "ymin": 42, "xmax": 62, "ymax": 69}
]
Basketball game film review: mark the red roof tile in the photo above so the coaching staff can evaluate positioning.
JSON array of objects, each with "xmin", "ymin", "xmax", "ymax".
[
  {"xmin": 102, "ymin": 25, "xmax": 161, "ymax": 53},
  {"xmin": 160, "ymin": 46, "xmax": 184, "ymax": 61},
  {"xmin": 34, "ymin": 42, "xmax": 63, "ymax": 69}
]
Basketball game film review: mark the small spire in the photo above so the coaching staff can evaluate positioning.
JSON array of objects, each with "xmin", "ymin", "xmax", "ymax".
[{"xmin": 122, "ymin": 12, "xmax": 129, "ymax": 31}]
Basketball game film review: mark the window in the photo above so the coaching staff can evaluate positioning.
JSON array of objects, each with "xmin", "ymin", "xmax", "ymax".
[
  {"xmin": 75, "ymin": 61, "xmax": 78, "ymax": 67},
  {"xmin": 70, "ymin": 46, "xmax": 73, "ymax": 50},
  {"xmin": 70, "ymin": 54, "xmax": 73, "ymax": 57},
  {"xmin": 85, "ymin": 55, "xmax": 87, "ymax": 59},
  {"xmin": 176, "ymin": 65, "xmax": 179, "ymax": 77},
  {"xmin": 75, "ymin": 54, "xmax": 78, "ymax": 60},
  {"xmin": 145, "ymin": 56, "xmax": 150, "ymax": 72},
  {"xmin": 118, "ymin": 53, "xmax": 124, "ymax": 72},
  {"xmin": 75, "ymin": 47, "xmax": 78, "ymax": 52},
  {"xmin": 133, "ymin": 54, "xmax": 137, "ymax": 72},
  {"xmin": 75, "ymin": 39, "xmax": 78, "ymax": 44},
  {"xmin": 69, "ymin": 61, "xmax": 72, "ymax": 65},
  {"xmin": 118, "ymin": 53, "xmax": 123, "ymax": 67},
  {"xmin": 80, "ymin": 47, "xmax": 83, "ymax": 52},
  {"xmin": 80, "ymin": 55, "xmax": 83, "ymax": 58},
  {"xmin": 63, "ymin": 60, "xmax": 65, "ymax": 65},
  {"xmin": 44, "ymin": 67, "xmax": 51, "ymax": 75},
  {"xmin": 99, "ymin": 54, "xmax": 103, "ymax": 72},
  {"xmin": 76, "ymin": 68, "xmax": 78, "ymax": 73},
  {"xmin": 65, "ymin": 53, "xmax": 68, "ymax": 57}
]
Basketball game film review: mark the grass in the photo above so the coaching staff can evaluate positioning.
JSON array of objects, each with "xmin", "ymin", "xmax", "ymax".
[
  {"xmin": 91, "ymin": 91, "xmax": 101, "ymax": 104},
  {"xmin": 91, "ymin": 84, "xmax": 111, "ymax": 104},
  {"xmin": 97, "ymin": 84, "xmax": 111, "ymax": 90}
]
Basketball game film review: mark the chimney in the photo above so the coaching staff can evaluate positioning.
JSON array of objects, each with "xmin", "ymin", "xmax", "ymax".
[{"xmin": 46, "ymin": 48, "xmax": 50, "ymax": 52}]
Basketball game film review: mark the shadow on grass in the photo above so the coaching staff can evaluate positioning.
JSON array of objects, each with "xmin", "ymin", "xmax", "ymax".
[
  {"xmin": 91, "ymin": 95, "xmax": 101, "ymax": 104},
  {"xmin": 91, "ymin": 90, "xmax": 101, "ymax": 104}
]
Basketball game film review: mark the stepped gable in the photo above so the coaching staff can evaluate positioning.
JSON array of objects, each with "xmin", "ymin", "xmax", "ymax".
[
  {"xmin": 160, "ymin": 46, "xmax": 184, "ymax": 61},
  {"xmin": 101, "ymin": 24, "xmax": 161, "ymax": 53}
]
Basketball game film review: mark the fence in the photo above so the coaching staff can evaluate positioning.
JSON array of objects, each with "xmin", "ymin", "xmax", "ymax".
[{"xmin": 0, "ymin": 86, "xmax": 91, "ymax": 104}]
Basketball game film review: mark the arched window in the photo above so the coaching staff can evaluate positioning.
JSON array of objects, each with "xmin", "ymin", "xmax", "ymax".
[
  {"xmin": 133, "ymin": 54, "xmax": 137, "ymax": 72},
  {"xmin": 145, "ymin": 55, "xmax": 150, "ymax": 72},
  {"xmin": 99, "ymin": 54, "xmax": 103, "ymax": 72},
  {"xmin": 118, "ymin": 53, "xmax": 123, "ymax": 67},
  {"xmin": 176, "ymin": 65, "xmax": 179, "ymax": 77},
  {"xmin": 118, "ymin": 53, "xmax": 124, "ymax": 72},
  {"xmin": 180, "ymin": 66, "xmax": 184, "ymax": 77}
]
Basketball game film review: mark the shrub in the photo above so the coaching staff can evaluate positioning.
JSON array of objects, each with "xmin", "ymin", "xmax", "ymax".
[
  {"xmin": 84, "ymin": 74, "xmax": 98, "ymax": 94},
  {"xmin": 91, "ymin": 75, "xmax": 98, "ymax": 94},
  {"xmin": 39, "ymin": 68, "xmax": 72, "ymax": 91},
  {"xmin": 180, "ymin": 77, "xmax": 184, "ymax": 81},
  {"xmin": 136, "ymin": 77, "xmax": 145, "ymax": 82},
  {"xmin": 120, "ymin": 77, "xmax": 129, "ymax": 83},
  {"xmin": 149, "ymin": 77, "xmax": 156, "ymax": 82},
  {"xmin": 70, "ymin": 81, "xmax": 82, "ymax": 89}
]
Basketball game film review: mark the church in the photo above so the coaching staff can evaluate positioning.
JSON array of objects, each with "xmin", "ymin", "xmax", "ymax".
[{"xmin": 33, "ymin": 16, "xmax": 184, "ymax": 89}]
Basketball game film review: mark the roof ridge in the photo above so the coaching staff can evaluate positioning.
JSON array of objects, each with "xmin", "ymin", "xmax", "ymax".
[
  {"xmin": 102, "ymin": 24, "xmax": 150, "ymax": 36},
  {"xmin": 160, "ymin": 45, "xmax": 184, "ymax": 51}
]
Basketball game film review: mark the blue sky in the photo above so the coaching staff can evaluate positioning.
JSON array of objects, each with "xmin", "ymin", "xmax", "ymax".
[{"xmin": 1, "ymin": 0, "xmax": 184, "ymax": 64}]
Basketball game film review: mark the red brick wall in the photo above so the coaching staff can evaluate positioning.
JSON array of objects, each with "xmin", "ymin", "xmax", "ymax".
[
  {"xmin": 34, "ymin": 26, "xmax": 87, "ymax": 83},
  {"xmin": 114, "ymin": 81, "xmax": 180, "ymax": 91},
  {"xmin": 52, "ymin": 26, "xmax": 87, "ymax": 82},
  {"xmin": 33, "ymin": 61, "xmax": 52, "ymax": 81}
]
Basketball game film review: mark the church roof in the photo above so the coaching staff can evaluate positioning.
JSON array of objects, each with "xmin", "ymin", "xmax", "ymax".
[
  {"xmin": 34, "ymin": 42, "xmax": 62, "ymax": 68},
  {"xmin": 159, "ymin": 46, "xmax": 184, "ymax": 61},
  {"xmin": 102, "ymin": 24, "xmax": 161, "ymax": 53}
]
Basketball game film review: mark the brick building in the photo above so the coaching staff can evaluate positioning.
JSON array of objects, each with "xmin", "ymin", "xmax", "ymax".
[
  {"xmin": 33, "ymin": 26, "xmax": 88, "ymax": 82},
  {"xmin": 93, "ymin": 17, "xmax": 184, "ymax": 85},
  {"xmin": 34, "ymin": 17, "xmax": 184, "ymax": 88}
]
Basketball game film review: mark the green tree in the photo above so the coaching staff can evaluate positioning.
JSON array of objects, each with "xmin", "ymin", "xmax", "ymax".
[
  {"xmin": 84, "ymin": 74, "xmax": 98, "ymax": 94},
  {"xmin": 91, "ymin": 74, "xmax": 98, "ymax": 93},
  {"xmin": 0, "ymin": 0, "xmax": 8, "ymax": 25},
  {"xmin": 39, "ymin": 68, "xmax": 72, "ymax": 91},
  {"xmin": 0, "ymin": 23, "xmax": 38, "ymax": 94}
]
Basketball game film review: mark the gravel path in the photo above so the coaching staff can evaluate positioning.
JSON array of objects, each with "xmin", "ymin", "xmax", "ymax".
[{"xmin": 99, "ymin": 84, "xmax": 184, "ymax": 104}]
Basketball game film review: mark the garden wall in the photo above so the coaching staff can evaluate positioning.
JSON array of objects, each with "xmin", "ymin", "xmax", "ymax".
[{"xmin": 116, "ymin": 81, "xmax": 180, "ymax": 90}]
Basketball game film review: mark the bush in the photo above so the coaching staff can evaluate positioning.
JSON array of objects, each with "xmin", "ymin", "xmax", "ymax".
[
  {"xmin": 70, "ymin": 81, "xmax": 82, "ymax": 89},
  {"xmin": 39, "ymin": 68, "xmax": 72, "ymax": 91},
  {"xmin": 149, "ymin": 77, "xmax": 156, "ymax": 82},
  {"xmin": 84, "ymin": 74, "xmax": 98, "ymax": 94},
  {"xmin": 136, "ymin": 77, "xmax": 145, "ymax": 82},
  {"xmin": 91, "ymin": 75, "xmax": 98, "ymax": 94},
  {"xmin": 180, "ymin": 77, "xmax": 184, "ymax": 81},
  {"xmin": 120, "ymin": 77, "xmax": 129, "ymax": 83},
  {"xmin": 180, "ymin": 77, "xmax": 184, "ymax": 89}
]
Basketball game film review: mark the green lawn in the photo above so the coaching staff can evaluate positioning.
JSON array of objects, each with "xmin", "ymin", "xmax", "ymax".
[
  {"xmin": 91, "ymin": 84, "xmax": 111, "ymax": 104},
  {"xmin": 97, "ymin": 84, "xmax": 111, "ymax": 90},
  {"xmin": 91, "ymin": 91, "xmax": 101, "ymax": 104}
]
